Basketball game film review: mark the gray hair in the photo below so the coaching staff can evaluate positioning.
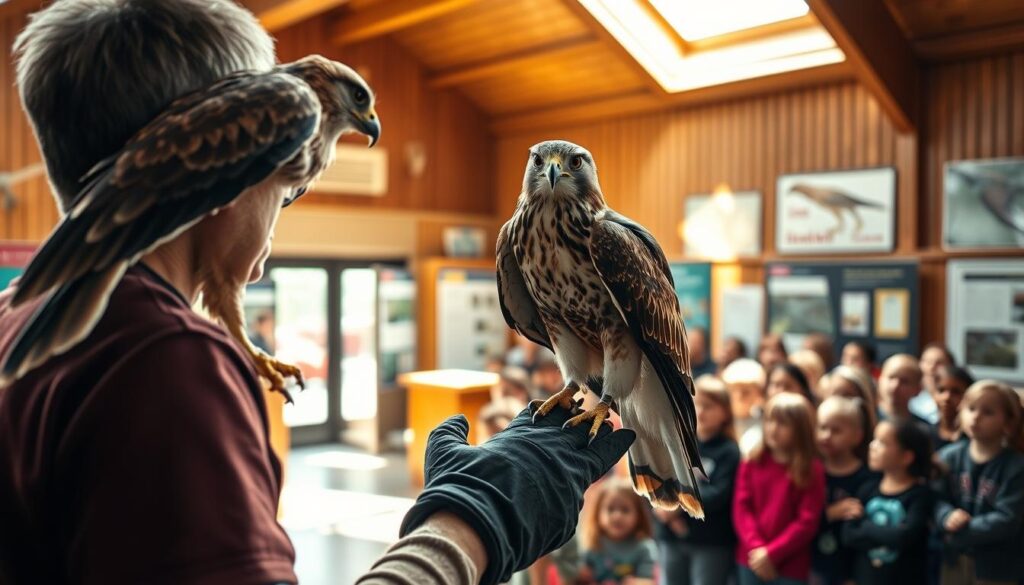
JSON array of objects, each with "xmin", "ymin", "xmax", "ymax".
[{"xmin": 14, "ymin": 0, "xmax": 276, "ymax": 212}]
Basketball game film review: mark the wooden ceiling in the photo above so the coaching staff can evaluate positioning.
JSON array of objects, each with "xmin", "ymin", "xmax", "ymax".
[
  {"xmin": 344, "ymin": 0, "xmax": 654, "ymax": 117},
  {"xmin": 885, "ymin": 0, "xmax": 1024, "ymax": 40},
  {"xmin": 884, "ymin": 0, "xmax": 1024, "ymax": 60},
  {"xmin": 239, "ymin": 0, "xmax": 1024, "ymax": 133}
]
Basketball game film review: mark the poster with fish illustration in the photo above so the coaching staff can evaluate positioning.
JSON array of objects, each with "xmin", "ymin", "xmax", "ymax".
[{"xmin": 943, "ymin": 158, "xmax": 1024, "ymax": 249}]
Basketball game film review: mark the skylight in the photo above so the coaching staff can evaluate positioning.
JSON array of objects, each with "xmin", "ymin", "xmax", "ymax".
[
  {"xmin": 579, "ymin": 0, "xmax": 844, "ymax": 93},
  {"xmin": 650, "ymin": 0, "xmax": 811, "ymax": 42}
]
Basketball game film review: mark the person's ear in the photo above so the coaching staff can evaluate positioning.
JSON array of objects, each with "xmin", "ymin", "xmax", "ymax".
[{"xmin": 900, "ymin": 448, "xmax": 915, "ymax": 470}]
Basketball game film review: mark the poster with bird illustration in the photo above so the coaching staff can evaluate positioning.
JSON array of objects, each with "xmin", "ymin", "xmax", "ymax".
[
  {"xmin": 775, "ymin": 167, "xmax": 896, "ymax": 254},
  {"xmin": 943, "ymin": 158, "xmax": 1024, "ymax": 249}
]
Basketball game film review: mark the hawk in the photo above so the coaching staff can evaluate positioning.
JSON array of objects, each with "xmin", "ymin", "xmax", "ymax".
[
  {"xmin": 788, "ymin": 183, "xmax": 885, "ymax": 236},
  {"xmin": 497, "ymin": 140, "xmax": 704, "ymax": 517},
  {"xmin": 1, "ymin": 55, "xmax": 381, "ymax": 399}
]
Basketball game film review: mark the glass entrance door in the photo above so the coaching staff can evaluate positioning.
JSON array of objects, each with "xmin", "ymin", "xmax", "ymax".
[{"xmin": 245, "ymin": 259, "xmax": 408, "ymax": 446}]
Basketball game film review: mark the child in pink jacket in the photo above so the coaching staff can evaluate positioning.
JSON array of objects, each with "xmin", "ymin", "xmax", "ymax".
[{"xmin": 733, "ymin": 393, "xmax": 826, "ymax": 584}]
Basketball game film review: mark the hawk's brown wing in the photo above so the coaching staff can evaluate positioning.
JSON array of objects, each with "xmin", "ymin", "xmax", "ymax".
[
  {"xmin": 496, "ymin": 218, "xmax": 552, "ymax": 350},
  {"xmin": 590, "ymin": 210, "xmax": 702, "ymax": 475},
  {"xmin": 13, "ymin": 70, "xmax": 320, "ymax": 306},
  {"xmin": 1, "ymin": 70, "xmax": 319, "ymax": 382}
]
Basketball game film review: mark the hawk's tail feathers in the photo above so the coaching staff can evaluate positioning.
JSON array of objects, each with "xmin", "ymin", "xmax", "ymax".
[
  {"xmin": 0, "ymin": 262, "xmax": 126, "ymax": 385},
  {"xmin": 619, "ymin": 369, "xmax": 705, "ymax": 519}
]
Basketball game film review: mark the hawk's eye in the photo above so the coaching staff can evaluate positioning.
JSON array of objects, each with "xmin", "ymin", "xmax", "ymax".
[
  {"xmin": 353, "ymin": 88, "xmax": 369, "ymax": 106},
  {"xmin": 532, "ymin": 154, "xmax": 544, "ymax": 168},
  {"xmin": 570, "ymin": 155, "xmax": 583, "ymax": 170}
]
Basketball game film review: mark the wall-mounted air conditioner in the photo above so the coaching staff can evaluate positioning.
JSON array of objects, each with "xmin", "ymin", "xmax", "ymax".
[{"xmin": 315, "ymin": 142, "xmax": 388, "ymax": 196}]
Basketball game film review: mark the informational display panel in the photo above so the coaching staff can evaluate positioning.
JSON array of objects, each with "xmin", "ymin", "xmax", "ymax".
[
  {"xmin": 437, "ymin": 268, "xmax": 507, "ymax": 370},
  {"xmin": 947, "ymin": 259, "xmax": 1024, "ymax": 383},
  {"xmin": 766, "ymin": 261, "xmax": 919, "ymax": 360}
]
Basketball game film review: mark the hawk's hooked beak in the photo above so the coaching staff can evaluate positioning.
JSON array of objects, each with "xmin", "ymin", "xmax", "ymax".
[
  {"xmin": 353, "ymin": 109, "xmax": 381, "ymax": 147},
  {"xmin": 546, "ymin": 161, "xmax": 561, "ymax": 190}
]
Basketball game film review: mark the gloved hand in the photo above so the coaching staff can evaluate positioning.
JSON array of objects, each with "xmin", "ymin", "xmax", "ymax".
[{"xmin": 399, "ymin": 402, "xmax": 635, "ymax": 585}]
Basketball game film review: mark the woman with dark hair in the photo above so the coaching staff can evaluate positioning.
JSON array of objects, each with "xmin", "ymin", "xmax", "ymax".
[{"xmin": 767, "ymin": 362, "xmax": 817, "ymax": 406}]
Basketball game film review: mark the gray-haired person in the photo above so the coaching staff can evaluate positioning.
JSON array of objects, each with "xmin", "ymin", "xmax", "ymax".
[{"xmin": 0, "ymin": 2, "xmax": 634, "ymax": 584}]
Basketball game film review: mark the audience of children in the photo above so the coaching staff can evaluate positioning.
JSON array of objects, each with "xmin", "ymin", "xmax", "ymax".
[
  {"xmin": 689, "ymin": 327, "xmax": 718, "ymax": 379},
  {"xmin": 494, "ymin": 335, "xmax": 1024, "ymax": 585},
  {"xmin": 722, "ymin": 358, "xmax": 769, "ymax": 456},
  {"xmin": 823, "ymin": 365, "xmax": 878, "ymax": 416},
  {"xmin": 733, "ymin": 392, "xmax": 825, "ymax": 584},
  {"xmin": 579, "ymin": 478, "xmax": 657, "ymax": 585},
  {"xmin": 929, "ymin": 366, "xmax": 973, "ymax": 451},
  {"xmin": 717, "ymin": 336, "xmax": 749, "ymax": 373},
  {"xmin": 758, "ymin": 334, "xmax": 788, "ymax": 371},
  {"xmin": 843, "ymin": 420, "xmax": 934, "ymax": 584},
  {"xmin": 933, "ymin": 380, "xmax": 1024, "ymax": 585},
  {"xmin": 654, "ymin": 375, "xmax": 740, "ymax": 585},
  {"xmin": 803, "ymin": 334, "xmax": 837, "ymax": 372},
  {"xmin": 840, "ymin": 340, "xmax": 878, "ymax": 379},
  {"xmin": 877, "ymin": 354, "xmax": 930, "ymax": 429},
  {"xmin": 913, "ymin": 343, "xmax": 956, "ymax": 424},
  {"xmin": 767, "ymin": 362, "xmax": 818, "ymax": 406},
  {"xmin": 812, "ymin": 396, "xmax": 878, "ymax": 585},
  {"xmin": 789, "ymin": 349, "xmax": 828, "ymax": 403}
]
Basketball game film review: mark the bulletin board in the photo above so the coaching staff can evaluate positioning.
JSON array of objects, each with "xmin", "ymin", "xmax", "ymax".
[
  {"xmin": 766, "ymin": 261, "xmax": 919, "ymax": 361},
  {"xmin": 947, "ymin": 259, "xmax": 1024, "ymax": 383}
]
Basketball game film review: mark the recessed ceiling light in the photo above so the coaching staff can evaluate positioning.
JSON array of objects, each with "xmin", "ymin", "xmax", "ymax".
[
  {"xmin": 579, "ymin": 0, "xmax": 843, "ymax": 93},
  {"xmin": 650, "ymin": 0, "xmax": 810, "ymax": 42}
]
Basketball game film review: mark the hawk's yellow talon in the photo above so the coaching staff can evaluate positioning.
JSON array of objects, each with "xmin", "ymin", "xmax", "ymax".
[
  {"xmin": 533, "ymin": 382, "xmax": 580, "ymax": 422},
  {"xmin": 563, "ymin": 400, "xmax": 611, "ymax": 442}
]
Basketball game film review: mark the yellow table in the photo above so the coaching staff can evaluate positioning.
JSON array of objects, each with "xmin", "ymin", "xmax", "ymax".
[{"xmin": 400, "ymin": 369, "xmax": 499, "ymax": 486}]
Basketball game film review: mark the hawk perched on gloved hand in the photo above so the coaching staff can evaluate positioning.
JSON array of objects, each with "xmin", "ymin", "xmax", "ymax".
[
  {"xmin": 1, "ymin": 55, "xmax": 380, "ymax": 399},
  {"xmin": 496, "ymin": 140, "xmax": 705, "ymax": 517}
]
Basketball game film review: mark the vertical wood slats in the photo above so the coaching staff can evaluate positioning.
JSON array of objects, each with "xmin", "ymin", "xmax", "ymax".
[
  {"xmin": 0, "ymin": 9, "xmax": 497, "ymax": 242},
  {"xmin": 495, "ymin": 80, "xmax": 913, "ymax": 256}
]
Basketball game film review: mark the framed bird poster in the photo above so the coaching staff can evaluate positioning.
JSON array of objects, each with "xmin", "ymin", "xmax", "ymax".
[
  {"xmin": 943, "ymin": 158, "xmax": 1024, "ymax": 249},
  {"xmin": 775, "ymin": 167, "xmax": 896, "ymax": 254}
]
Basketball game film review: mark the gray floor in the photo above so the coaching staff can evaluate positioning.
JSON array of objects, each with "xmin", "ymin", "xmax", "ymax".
[{"xmin": 282, "ymin": 445, "xmax": 415, "ymax": 585}]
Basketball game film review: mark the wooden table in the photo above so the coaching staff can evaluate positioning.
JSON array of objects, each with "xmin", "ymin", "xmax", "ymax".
[{"xmin": 400, "ymin": 369, "xmax": 499, "ymax": 486}]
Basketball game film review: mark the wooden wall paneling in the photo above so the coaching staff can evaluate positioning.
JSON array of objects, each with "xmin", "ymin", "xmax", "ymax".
[
  {"xmin": 1014, "ymin": 53, "xmax": 1024, "ymax": 154},
  {"xmin": 921, "ymin": 51, "xmax": 1024, "ymax": 251},
  {"xmin": 271, "ymin": 18, "xmax": 495, "ymax": 216}
]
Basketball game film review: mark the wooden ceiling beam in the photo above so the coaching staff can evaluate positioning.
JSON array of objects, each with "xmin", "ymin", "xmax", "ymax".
[
  {"xmin": 331, "ymin": 0, "xmax": 477, "ymax": 46},
  {"xmin": 245, "ymin": 0, "xmax": 351, "ymax": 32},
  {"xmin": 913, "ymin": 21, "xmax": 1024, "ymax": 62},
  {"xmin": 491, "ymin": 61, "xmax": 852, "ymax": 135},
  {"xmin": 431, "ymin": 36, "xmax": 601, "ymax": 88},
  {"xmin": 558, "ymin": 0, "xmax": 669, "ymax": 96},
  {"xmin": 806, "ymin": 0, "xmax": 919, "ymax": 133}
]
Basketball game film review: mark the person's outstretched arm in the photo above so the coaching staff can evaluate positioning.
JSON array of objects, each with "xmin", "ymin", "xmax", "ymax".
[{"xmin": 357, "ymin": 402, "xmax": 635, "ymax": 585}]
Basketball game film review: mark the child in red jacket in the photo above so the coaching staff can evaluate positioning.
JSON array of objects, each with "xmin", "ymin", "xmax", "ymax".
[{"xmin": 733, "ymin": 392, "xmax": 826, "ymax": 584}]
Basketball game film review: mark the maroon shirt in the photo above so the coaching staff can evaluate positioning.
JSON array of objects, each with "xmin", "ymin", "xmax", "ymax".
[{"xmin": 0, "ymin": 265, "xmax": 297, "ymax": 584}]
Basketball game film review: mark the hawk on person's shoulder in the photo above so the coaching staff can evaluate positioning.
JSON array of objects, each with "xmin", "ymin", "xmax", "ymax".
[{"xmin": 2, "ymin": 55, "xmax": 381, "ymax": 399}]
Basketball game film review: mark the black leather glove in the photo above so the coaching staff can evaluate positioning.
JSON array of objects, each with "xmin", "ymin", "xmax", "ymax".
[{"xmin": 399, "ymin": 402, "xmax": 635, "ymax": 585}]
